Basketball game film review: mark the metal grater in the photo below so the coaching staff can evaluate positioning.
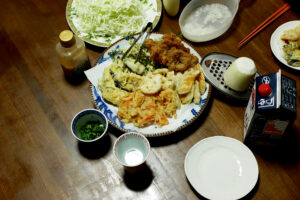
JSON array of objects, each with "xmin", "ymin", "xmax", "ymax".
[{"xmin": 200, "ymin": 52, "xmax": 259, "ymax": 101}]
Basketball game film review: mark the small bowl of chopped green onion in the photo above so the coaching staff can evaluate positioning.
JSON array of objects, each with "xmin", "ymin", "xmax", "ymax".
[{"xmin": 71, "ymin": 109, "xmax": 108, "ymax": 142}]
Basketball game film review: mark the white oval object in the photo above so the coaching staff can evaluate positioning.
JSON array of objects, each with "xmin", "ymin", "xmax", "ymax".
[{"xmin": 224, "ymin": 57, "xmax": 257, "ymax": 92}]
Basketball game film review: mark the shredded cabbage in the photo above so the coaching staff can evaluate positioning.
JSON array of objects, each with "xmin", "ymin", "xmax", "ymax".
[{"xmin": 71, "ymin": 0, "xmax": 155, "ymax": 44}]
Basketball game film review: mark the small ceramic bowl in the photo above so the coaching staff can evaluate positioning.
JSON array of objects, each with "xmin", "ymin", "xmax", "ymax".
[
  {"xmin": 113, "ymin": 132, "xmax": 151, "ymax": 173},
  {"xmin": 71, "ymin": 109, "xmax": 108, "ymax": 142}
]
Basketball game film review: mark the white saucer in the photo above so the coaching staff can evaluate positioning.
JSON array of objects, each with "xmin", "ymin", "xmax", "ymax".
[
  {"xmin": 184, "ymin": 136, "xmax": 259, "ymax": 200},
  {"xmin": 270, "ymin": 20, "xmax": 300, "ymax": 71}
]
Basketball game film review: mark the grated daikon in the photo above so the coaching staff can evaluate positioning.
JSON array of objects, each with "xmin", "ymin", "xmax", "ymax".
[{"xmin": 183, "ymin": 3, "xmax": 232, "ymax": 35}]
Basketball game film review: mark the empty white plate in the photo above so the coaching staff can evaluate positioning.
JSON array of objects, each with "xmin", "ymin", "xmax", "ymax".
[{"xmin": 184, "ymin": 136, "xmax": 259, "ymax": 200}]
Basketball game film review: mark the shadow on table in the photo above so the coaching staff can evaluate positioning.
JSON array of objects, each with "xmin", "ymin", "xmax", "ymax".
[
  {"xmin": 123, "ymin": 164, "xmax": 153, "ymax": 191},
  {"xmin": 286, "ymin": 0, "xmax": 300, "ymax": 13},
  {"xmin": 187, "ymin": 176, "xmax": 260, "ymax": 200},
  {"xmin": 211, "ymin": 86, "xmax": 250, "ymax": 107},
  {"xmin": 85, "ymin": 43, "xmax": 105, "ymax": 53},
  {"xmin": 77, "ymin": 134, "xmax": 112, "ymax": 160},
  {"xmin": 249, "ymin": 126, "xmax": 299, "ymax": 164},
  {"xmin": 240, "ymin": 177, "xmax": 260, "ymax": 200},
  {"xmin": 108, "ymin": 124, "xmax": 125, "ymax": 139}
]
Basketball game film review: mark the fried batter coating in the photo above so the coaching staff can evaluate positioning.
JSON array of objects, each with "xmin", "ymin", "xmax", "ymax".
[
  {"xmin": 281, "ymin": 25, "xmax": 300, "ymax": 41},
  {"xmin": 145, "ymin": 33, "xmax": 199, "ymax": 72}
]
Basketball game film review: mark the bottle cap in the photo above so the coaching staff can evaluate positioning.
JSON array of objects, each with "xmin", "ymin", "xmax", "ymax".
[
  {"xmin": 59, "ymin": 30, "xmax": 75, "ymax": 47},
  {"xmin": 258, "ymin": 83, "xmax": 272, "ymax": 97}
]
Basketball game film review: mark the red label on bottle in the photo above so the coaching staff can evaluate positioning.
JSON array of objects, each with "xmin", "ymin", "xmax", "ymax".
[{"xmin": 263, "ymin": 120, "xmax": 289, "ymax": 136}]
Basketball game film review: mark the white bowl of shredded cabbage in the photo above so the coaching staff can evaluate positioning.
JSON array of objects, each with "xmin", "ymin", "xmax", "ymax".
[
  {"xmin": 66, "ymin": 0, "xmax": 161, "ymax": 47},
  {"xmin": 179, "ymin": 0, "xmax": 239, "ymax": 42}
]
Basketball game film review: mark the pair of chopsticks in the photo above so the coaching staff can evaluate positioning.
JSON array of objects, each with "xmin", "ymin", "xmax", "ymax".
[
  {"xmin": 238, "ymin": 3, "xmax": 291, "ymax": 48},
  {"xmin": 121, "ymin": 22, "xmax": 153, "ymax": 62}
]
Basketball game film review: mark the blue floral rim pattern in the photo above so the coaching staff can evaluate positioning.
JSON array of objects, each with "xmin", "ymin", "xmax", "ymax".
[{"xmin": 90, "ymin": 33, "xmax": 212, "ymax": 137}]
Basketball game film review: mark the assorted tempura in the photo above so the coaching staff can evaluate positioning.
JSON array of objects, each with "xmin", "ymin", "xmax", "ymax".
[
  {"xmin": 98, "ymin": 33, "xmax": 207, "ymax": 127},
  {"xmin": 281, "ymin": 25, "xmax": 300, "ymax": 67}
]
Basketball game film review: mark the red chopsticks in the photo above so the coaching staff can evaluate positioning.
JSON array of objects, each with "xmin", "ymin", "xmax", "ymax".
[{"xmin": 238, "ymin": 3, "xmax": 291, "ymax": 49}]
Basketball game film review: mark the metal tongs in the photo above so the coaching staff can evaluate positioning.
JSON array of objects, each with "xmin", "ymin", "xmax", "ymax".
[{"xmin": 121, "ymin": 22, "xmax": 153, "ymax": 62}]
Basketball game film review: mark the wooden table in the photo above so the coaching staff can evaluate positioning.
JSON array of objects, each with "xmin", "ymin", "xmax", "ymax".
[{"xmin": 0, "ymin": 0, "xmax": 299, "ymax": 199}]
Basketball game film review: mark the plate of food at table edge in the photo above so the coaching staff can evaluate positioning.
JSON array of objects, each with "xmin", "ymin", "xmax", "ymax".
[
  {"xmin": 85, "ymin": 32, "xmax": 212, "ymax": 137},
  {"xmin": 271, "ymin": 20, "xmax": 300, "ymax": 70}
]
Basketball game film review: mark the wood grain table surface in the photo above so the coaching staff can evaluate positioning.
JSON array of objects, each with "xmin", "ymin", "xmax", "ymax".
[{"xmin": 0, "ymin": 0, "xmax": 299, "ymax": 199}]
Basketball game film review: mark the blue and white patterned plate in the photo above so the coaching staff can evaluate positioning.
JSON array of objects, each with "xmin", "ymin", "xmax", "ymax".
[{"xmin": 90, "ymin": 33, "xmax": 212, "ymax": 137}]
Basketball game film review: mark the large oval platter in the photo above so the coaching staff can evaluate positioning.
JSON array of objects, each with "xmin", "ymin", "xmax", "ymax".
[
  {"xmin": 66, "ymin": 0, "xmax": 162, "ymax": 47},
  {"xmin": 91, "ymin": 33, "xmax": 212, "ymax": 137}
]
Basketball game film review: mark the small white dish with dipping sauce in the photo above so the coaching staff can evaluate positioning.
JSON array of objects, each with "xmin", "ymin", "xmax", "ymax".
[
  {"xmin": 113, "ymin": 132, "xmax": 151, "ymax": 173},
  {"xmin": 179, "ymin": 0, "xmax": 239, "ymax": 42}
]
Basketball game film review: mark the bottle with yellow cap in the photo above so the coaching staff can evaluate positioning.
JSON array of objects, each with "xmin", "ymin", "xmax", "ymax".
[{"xmin": 56, "ymin": 30, "xmax": 91, "ymax": 82}]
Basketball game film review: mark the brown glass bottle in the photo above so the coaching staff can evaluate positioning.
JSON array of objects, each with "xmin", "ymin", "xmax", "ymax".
[{"xmin": 56, "ymin": 30, "xmax": 90, "ymax": 82}]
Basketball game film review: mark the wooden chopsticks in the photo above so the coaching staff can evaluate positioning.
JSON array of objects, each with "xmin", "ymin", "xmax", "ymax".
[{"xmin": 238, "ymin": 3, "xmax": 291, "ymax": 49}]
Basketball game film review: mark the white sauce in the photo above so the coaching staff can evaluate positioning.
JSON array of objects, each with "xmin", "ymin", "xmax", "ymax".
[
  {"xmin": 183, "ymin": 3, "xmax": 232, "ymax": 35},
  {"xmin": 124, "ymin": 148, "xmax": 144, "ymax": 166}
]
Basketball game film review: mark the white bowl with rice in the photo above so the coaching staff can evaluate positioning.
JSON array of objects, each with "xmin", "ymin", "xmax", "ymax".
[{"xmin": 179, "ymin": 0, "xmax": 239, "ymax": 42}]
